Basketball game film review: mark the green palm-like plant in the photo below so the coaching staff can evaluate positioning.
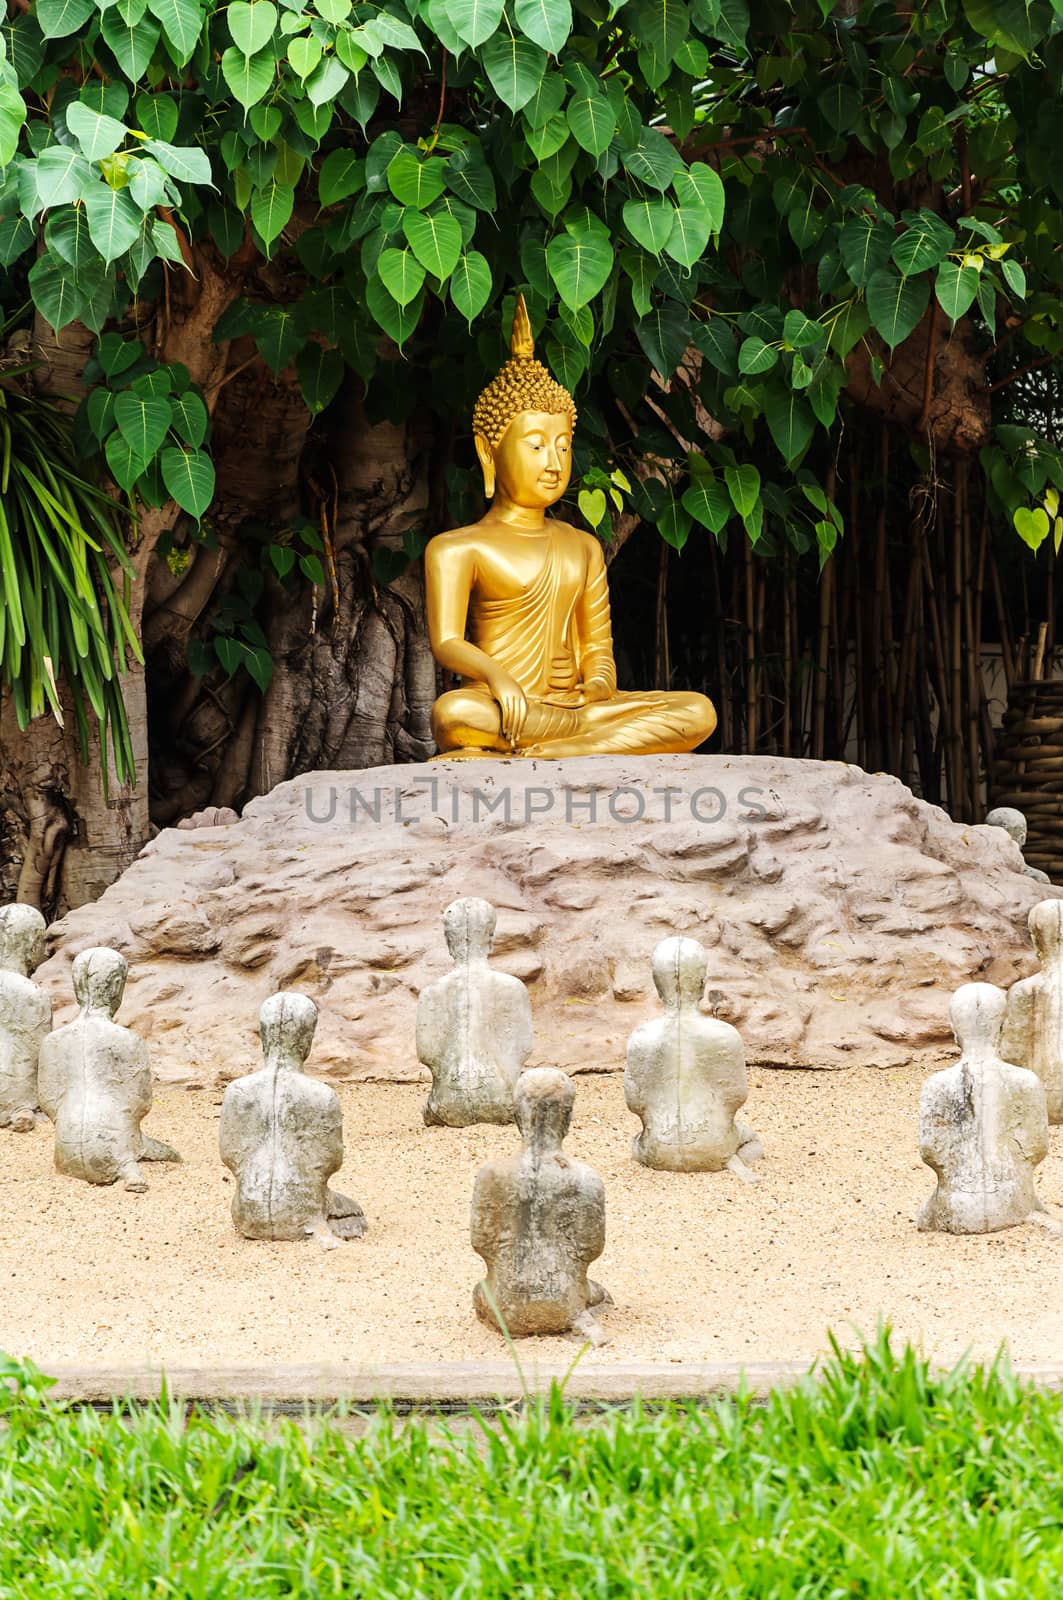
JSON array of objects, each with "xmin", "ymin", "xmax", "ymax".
[{"xmin": 0, "ymin": 373, "xmax": 141, "ymax": 785}]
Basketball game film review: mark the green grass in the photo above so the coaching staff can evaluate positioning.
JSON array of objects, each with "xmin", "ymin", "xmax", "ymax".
[{"xmin": 0, "ymin": 1331, "xmax": 1060, "ymax": 1597}]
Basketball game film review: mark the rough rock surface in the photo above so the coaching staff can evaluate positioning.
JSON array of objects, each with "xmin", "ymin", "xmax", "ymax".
[{"xmin": 35, "ymin": 755, "xmax": 1062, "ymax": 1087}]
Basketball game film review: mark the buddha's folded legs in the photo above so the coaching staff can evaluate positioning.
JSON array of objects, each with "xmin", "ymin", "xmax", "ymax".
[{"xmin": 432, "ymin": 685, "xmax": 716, "ymax": 757}]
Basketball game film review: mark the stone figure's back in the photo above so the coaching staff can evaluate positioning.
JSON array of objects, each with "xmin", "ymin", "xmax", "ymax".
[
  {"xmin": 0, "ymin": 970, "xmax": 50, "ymax": 1123},
  {"xmin": 1003, "ymin": 971, "xmax": 1063, "ymax": 1119},
  {"xmin": 223, "ymin": 1070, "xmax": 342, "ymax": 1239},
  {"xmin": 39, "ymin": 1016, "xmax": 150, "ymax": 1184},
  {"xmin": 627, "ymin": 1011, "xmax": 746, "ymax": 1168},
  {"xmin": 473, "ymin": 1157, "xmax": 604, "ymax": 1334}
]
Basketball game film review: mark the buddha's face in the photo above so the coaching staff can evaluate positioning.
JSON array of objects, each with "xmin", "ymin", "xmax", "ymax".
[{"xmin": 477, "ymin": 410, "xmax": 573, "ymax": 509}]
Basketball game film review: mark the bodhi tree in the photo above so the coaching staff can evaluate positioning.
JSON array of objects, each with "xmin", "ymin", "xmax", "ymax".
[{"xmin": 0, "ymin": 0, "xmax": 1060, "ymax": 910}]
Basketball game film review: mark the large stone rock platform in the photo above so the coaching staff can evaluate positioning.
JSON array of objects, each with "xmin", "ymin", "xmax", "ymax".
[{"xmin": 36, "ymin": 755, "xmax": 1059, "ymax": 1086}]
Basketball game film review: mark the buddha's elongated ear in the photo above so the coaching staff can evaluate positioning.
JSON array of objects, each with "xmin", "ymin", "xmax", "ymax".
[{"xmin": 474, "ymin": 432, "xmax": 495, "ymax": 499}]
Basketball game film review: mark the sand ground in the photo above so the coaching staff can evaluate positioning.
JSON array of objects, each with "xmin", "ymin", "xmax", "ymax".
[{"xmin": 3, "ymin": 1066, "xmax": 1063, "ymax": 1373}]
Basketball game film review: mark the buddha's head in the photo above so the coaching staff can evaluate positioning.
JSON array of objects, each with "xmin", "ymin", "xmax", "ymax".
[{"xmin": 472, "ymin": 294, "xmax": 576, "ymax": 509}]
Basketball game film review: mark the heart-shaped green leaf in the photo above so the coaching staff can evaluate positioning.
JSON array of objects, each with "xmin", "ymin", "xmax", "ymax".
[
  {"xmin": 66, "ymin": 102, "xmax": 128, "ymax": 160},
  {"xmin": 663, "ymin": 205, "xmax": 711, "ymax": 268},
  {"xmin": 84, "ymin": 185, "xmax": 142, "ymax": 262},
  {"xmin": 442, "ymin": 0, "xmax": 503, "ymax": 48},
  {"xmin": 672, "ymin": 161, "xmax": 724, "ymax": 231},
  {"xmin": 402, "ymin": 208, "xmax": 462, "ymax": 280},
  {"xmin": 682, "ymin": 476, "xmax": 731, "ymax": 533},
  {"xmin": 450, "ymin": 249, "xmax": 492, "ymax": 324},
  {"xmin": 514, "ymin": 0, "xmax": 571, "ymax": 52},
  {"xmin": 481, "ymin": 30, "xmax": 547, "ymax": 110},
  {"xmin": 738, "ymin": 335, "xmax": 777, "ymax": 374},
  {"xmin": 623, "ymin": 197, "xmax": 674, "ymax": 255},
  {"xmin": 99, "ymin": 11, "xmax": 161, "ymax": 79},
  {"xmin": 546, "ymin": 229, "xmax": 613, "ymax": 309},
  {"xmin": 566, "ymin": 91, "xmax": 616, "ymax": 156},
  {"xmin": 114, "ymin": 392, "xmax": 172, "ymax": 460},
  {"xmin": 170, "ymin": 390, "xmax": 208, "ymax": 447},
  {"xmin": 387, "ymin": 149, "xmax": 447, "ymax": 209},
  {"xmin": 222, "ymin": 43, "xmax": 276, "ymax": 107},
  {"xmin": 635, "ymin": 300, "xmax": 690, "ymax": 375},
  {"xmin": 578, "ymin": 486, "xmax": 607, "ymax": 527},
  {"xmin": 763, "ymin": 386, "xmax": 815, "ymax": 464},
  {"xmin": 1014, "ymin": 505, "xmax": 1050, "ymax": 550},
  {"xmin": 296, "ymin": 343, "xmax": 345, "ymax": 413},
  {"xmin": 286, "ymin": 34, "xmax": 321, "ymax": 78},
  {"xmin": 251, "ymin": 178, "xmax": 294, "ymax": 247},
  {"xmin": 228, "ymin": 0, "xmax": 276, "ymax": 55},
  {"xmin": 161, "ymin": 445, "xmax": 216, "ymax": 517},
  {"xmin": 935, "ymin": 260, "xmax": 980, "ymax": 324},
  {"xmin": 105, "ymin": 429, "xmax": 149, "ymax": 491},
  {"xmin": 866, "ymin": 266, "xmax": 930, "ymax": 349},
  {"xmin": 377, "ymin": 246, "xmax": 427, "ymax": 306},
  {"xmin": 318, "ymin": 149, "xmax": 365, "ymax": 206},
  {"xmin": 724, "ymin": 462, "xmax": 760, "ymax": 517}
]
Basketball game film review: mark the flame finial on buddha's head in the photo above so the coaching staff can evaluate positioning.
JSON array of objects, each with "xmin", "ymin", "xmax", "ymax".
[{"xmin": 471, "ymin": 293, "xmax": 577, "ymax": 449}]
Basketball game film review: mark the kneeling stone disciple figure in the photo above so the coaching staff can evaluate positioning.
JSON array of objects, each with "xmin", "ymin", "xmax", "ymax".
[
  {"xmin": 37, "ymin": 947, "xmax": 180, "ymax": 1191},
  {"xmin": 471, "ymin": 1068, "xmax": 608, "ymax": 1339},
  {"xmin": 918, "ymin": 982, "xmax": 1048, "ymax": 1235},
  {"xmin": 1001, "ymin": 899, "xmax": 1063, "ymax": 1123},
  {"xmin": 0, "ymin": 904, "xmax": 51, "ymax": 1131},
  {"xmin": 425, "ymin": 294, "xmax": 716, "ymax": 758},
  {"xmin": 418, "ymin": 897, "xmax": 532, "ymax": 1127},
  {"xmin": 625, "ymin": 936, "xmax": 763, "ymax": 1179},
  {"xmin": 219, "ymin": 991, "xmax": 366, "ymax": 1242}
]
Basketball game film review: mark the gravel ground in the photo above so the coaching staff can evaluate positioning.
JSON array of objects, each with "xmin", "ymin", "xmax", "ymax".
[{"xmin": 2, "ymin": 1066, "xmax": 1062, "ymax": 1371}]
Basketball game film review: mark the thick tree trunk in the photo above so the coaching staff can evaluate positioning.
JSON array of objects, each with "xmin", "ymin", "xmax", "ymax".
[{"xmin": 1, "ymin": 249, "xmax": 245, "ymax": 912}]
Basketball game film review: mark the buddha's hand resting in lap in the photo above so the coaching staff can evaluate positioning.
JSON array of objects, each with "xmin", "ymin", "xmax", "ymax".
[
  {"xmin": 541, "ymin": 680, "xmax": 612, "ymax": 710},
  {"xmin": 484, "ymin": 667, "xmax": 529, "ymax": 747}
]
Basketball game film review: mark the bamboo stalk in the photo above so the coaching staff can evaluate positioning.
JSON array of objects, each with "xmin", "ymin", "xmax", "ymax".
[{"xmin": 744, "ymin": 536, "xmax": 756, "ymax": 751}]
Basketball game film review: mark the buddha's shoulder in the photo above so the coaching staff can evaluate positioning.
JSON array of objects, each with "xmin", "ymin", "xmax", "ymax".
[{"xmin": 425, "ymin": 525, "xmax": 486, "ymax": 559}]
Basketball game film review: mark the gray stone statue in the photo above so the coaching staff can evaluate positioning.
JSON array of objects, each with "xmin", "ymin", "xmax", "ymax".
[
  {"xmin": 219, "ymin": 991, "xmax": 366, "ymax": 1243},
  {"xmin": 918, "ymin": 982, "xmax": 1048, "ymax": 1234},
  {"xmin": 418, "ymin": 896, "xmax": 533, "ymax": 1127},
  {"xmin": 37, "ymin": 947, "xmax": 180, "ymax": 1190},
  {"xmin": 471, "ymin": 1067, "xmax": 608, "ymax": 1339},
  {"xmin": 985, "ymin": 806, "xmax": 1051, "ymax": 883},
  {"xmin": 625, "ymin": 935, "xmax": 763, "ymax": 1179},
  {"xmin": 1001, "ymin": 899, "xmax": 1063, "ymax": 1122},
  {"xmin": 0, "ymin": 904, "xmax": 51, "ymax": 1131}
]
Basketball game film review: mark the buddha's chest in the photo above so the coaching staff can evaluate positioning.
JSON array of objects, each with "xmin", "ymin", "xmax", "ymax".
[{"xmin": 472, "ymin": 535, "xmax": 586, "ymax": 601}]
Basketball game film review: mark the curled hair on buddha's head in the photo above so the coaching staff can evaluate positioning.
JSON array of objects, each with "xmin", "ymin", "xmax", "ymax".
[{"xmin": 472, "ymin": 293, "xmax": 577, "ymax": 449}]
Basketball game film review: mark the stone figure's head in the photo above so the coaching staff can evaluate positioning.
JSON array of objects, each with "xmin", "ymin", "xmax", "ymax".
[
  {"xmin": 472, "ymin": 294, "xmax": 576, "ymax": 509},
  {"xmin": 1029, "ymin": 898, "xmax": 1063, "ymax": 963},
  {"xmin": 949, "ymin": 981, "xmax": 1006, "ymax": 1053},
  {"xmin": 514, "ymin": 1066, "xmax": 574, "ymax": 1148},
  {"xmin": 651, "ymin": 935, "xmax": 708, "ymax": 1008},
  {"xmin": 442, "ymin": 896, "xmax": 496, "ymax": 963},
  {"xmin": 0, "ymin": 903, "xmax": 47, "ymax": 978},
  {"xmin": 259, "ymin": 990, "xmax": 317, "ymax": 1069},
  {"xmin": 71, "ymin": 947, "xmax": 128, "ymax": 1017},
  {"xmin": 985, "ymin": 806, "xmax": 1028, "ymax": 850}
]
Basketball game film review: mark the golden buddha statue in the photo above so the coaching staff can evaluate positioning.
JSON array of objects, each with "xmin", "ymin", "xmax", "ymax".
[{"xmin": 425, "ymin": 296, "xmax": 717, "ymax": 759}]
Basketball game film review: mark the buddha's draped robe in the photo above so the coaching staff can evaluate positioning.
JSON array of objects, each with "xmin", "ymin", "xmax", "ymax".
[{"xmin": 434, "ymin": 522, "xmax": 715, "ymax": 755}]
